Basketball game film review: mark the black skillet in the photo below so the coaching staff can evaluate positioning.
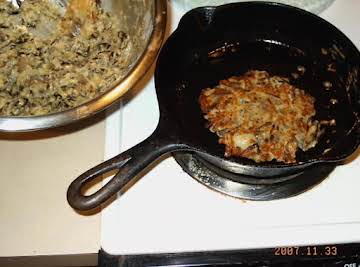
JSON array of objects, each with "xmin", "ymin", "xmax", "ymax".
[{"xmin": 67, "ymin": 2, "xmax": 360, "ymax": 211}]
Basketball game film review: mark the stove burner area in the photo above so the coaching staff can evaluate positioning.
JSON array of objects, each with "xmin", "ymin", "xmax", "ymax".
[{"xmin": 173, "ymin": 152, "xmax": 336, "ymax": 201}]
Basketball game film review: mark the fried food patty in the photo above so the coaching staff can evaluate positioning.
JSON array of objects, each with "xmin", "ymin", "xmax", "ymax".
[{"xmin": 199, "ymin": 70, "xmax": 321, "ymax": 163}]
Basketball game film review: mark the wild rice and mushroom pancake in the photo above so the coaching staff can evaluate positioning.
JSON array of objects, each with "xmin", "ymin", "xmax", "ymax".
[{"xmin": 199, "ymin": 70, "xmax": 321, "ymax": 163}]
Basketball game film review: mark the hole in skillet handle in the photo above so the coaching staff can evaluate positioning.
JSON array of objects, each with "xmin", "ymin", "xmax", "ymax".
[
  {"xmin": 66, "ymin": 129, "xmax": 190, "ymax": 211},
  {"xmin": 67, "ymin": 154, "xmax": 131, "ymax": 211}
]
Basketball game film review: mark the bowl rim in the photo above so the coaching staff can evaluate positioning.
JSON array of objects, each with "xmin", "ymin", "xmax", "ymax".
[{"xmin": 0, "ymin": 0, "xmax": 167, "ymax": 132}]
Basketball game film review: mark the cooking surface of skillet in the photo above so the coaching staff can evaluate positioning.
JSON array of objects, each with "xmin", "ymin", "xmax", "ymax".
[
  {"xmin": 67, "ymin": 2, "xmax": 359, "ymax": 211},
  {"xmin": 155, "ymin": 2, "xmax": 359, "ymax": 173}
]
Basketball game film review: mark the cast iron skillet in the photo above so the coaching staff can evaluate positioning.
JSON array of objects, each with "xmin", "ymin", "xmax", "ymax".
[{"xmin": 67, "ymin": 2, "xmax": 360, "ymax": 211}]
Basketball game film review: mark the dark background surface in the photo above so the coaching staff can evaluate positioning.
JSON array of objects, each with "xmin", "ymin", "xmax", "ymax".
[{"xmin": 99, "ymin": 243, "xmax": 360, "ymax": 267}]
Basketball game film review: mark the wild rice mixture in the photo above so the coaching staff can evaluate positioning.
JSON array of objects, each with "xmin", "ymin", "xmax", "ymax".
[{"xmin": 0, "ymin": 0, "xmax": 131, "ymax": 116}]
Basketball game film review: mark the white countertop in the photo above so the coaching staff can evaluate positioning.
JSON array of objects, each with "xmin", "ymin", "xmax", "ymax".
[
  {"xmin": 101, "ymin": 0, "xmax": 360, "ymax": 255},
  {"xmin": 0, "ymin": 117, "xmax": 105, "ymax": 261}
]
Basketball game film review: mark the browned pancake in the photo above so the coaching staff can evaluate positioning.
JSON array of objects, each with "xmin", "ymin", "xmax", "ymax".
[{"xmin": 199, "ymin": 70, "xmax": 321, "ymax": 163}]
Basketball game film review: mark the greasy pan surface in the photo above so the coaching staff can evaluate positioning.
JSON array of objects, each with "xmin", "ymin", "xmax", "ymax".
[
  {"xmin": 67, "ymin": 2, "xmax": 359, "ymax": 211},
  {"xmin": 155, "ymin": 2, "xmax": 360, "ymax": 174}
]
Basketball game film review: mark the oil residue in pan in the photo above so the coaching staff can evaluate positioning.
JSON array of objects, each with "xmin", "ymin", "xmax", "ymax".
[{"xmin": 204, "ymin": 40, "xmax": 311, "ymax": 83}]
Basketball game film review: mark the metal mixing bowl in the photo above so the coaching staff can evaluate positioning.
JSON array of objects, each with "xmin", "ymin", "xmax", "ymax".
[{"xmin": 0, "ymin": 0, "xmax": 167, "ymax": 132}]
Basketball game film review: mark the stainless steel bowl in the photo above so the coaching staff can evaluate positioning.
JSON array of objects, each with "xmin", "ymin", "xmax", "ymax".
[{"xmin": 0, "ymin": 0, "xmax": 167, "ymax": 132}]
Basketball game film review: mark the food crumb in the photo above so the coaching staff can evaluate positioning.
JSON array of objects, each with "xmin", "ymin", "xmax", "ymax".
[
  {"xmin": 327, "ymin": 63, "xmax": 336, "ymax": 72},
  {"xmin": 323, "ymin": 81, "xmax": 333, "ymax": 90},
  {"xmin": 297, "ymin": 65, "xmax": 306, "ymax": 75},
  {"xmin": 291, "ymin": 72, "xmax": 299, "ymax": 79},
  {"xmin": 321, "ymin": 119, "xmax": 336, "ymax": 126},
  {"xmin": 321, "ymin": 48, "xmax": 328, "ymax": 55}
]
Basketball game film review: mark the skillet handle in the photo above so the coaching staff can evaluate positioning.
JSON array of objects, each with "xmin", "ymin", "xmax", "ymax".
[{"xmin": 67, "ymin": 132, "xmax": 188, "ymax": 211}]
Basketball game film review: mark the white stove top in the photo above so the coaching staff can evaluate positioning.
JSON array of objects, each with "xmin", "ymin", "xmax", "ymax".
[{"xmin": 101, "ymin": 0, "xmax": 360, "ymax": 255}]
